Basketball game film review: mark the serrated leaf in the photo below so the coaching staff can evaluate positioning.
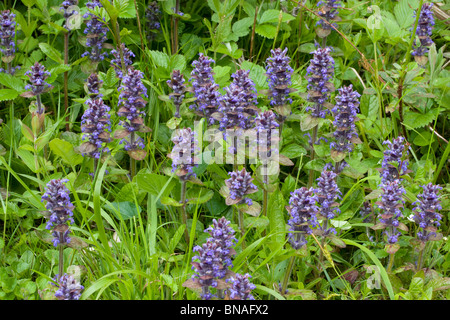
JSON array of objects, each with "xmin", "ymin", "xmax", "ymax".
[
  {"xmin": 255, "ymin": 24, "xmax": 277, "ymax": 39},
  {"xmin": 149, "ymin": 50, "xmax": 169, "ymax": 69},
  {"xmin": 0, "ymin": 73, "xmax": 25, "ymax": 92},
  {"xmin": 0, "ymin": 89, "xmax": 19, "ymax": 101},
  {"xmin": 403, "ymin": 110, "xmax": 437, "ymax": 129}
]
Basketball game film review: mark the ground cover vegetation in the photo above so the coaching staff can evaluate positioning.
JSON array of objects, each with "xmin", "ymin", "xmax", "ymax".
[{"xmin": 0, "ymin": 0, "xmax": 449, "ymax": 300}]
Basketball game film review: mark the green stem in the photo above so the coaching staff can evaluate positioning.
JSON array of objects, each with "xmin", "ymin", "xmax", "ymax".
[
  {"xmin": 387, "ymin": 253, "xmax": 395, "ymax": 273},
  {"xmin": 64, "ymin": 31, "xmax": 69, "ymax": 132},
  {"xmin": 281, "ymin": 256, "xmax": 296, "ymax": 296},
  {"xmin": 307, "ymin": 125, "xmax": 318, "ymax": 188},
  {"xmin": 238, "ymin": 208, "xmax": 245, "ymax": 248},
  {"xmin": 180, "ymin": 180, "xmax": 189, "ymax": 244}
]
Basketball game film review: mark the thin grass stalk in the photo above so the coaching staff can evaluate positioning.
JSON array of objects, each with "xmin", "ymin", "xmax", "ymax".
[
  {"xmin": 64, "ymin": 31, "xmax": 69, "ymax": 131},
  {"xmin": 281, "ymin": 255, "xmax": 295, "ymax": 296},
  {"xmin": 172, "ymin": 0, "xmax": 180, "ymax": 54},
  {"xmin": 249, "ymin": 6, "xmax": 258, "ymax": 61},
  {"xmin": 180, "ymin": 180, "xmax": 189, "ymax": 244}
]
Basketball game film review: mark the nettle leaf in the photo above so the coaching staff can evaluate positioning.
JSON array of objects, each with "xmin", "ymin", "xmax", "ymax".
[
  {"xmin": 149, "ymin": 50, "xmax": 169, "ymax": 69},
  {"xmin": 113, "ymin": 0, "xmax": 135, "ymax": 19},
  {"xmin": 47, "ymin": 64, "xmax": 71, "ymax": 84},
  {"xmin": 0, "ymin": 73, "xmax": 25, "ymax": 92},
  {"xmin": 394, "ymin": 0, "xmax": 416, "ymax": 29},
  {"xmin": 169, "ymin": 54, "xmax": 186, "ymax": 72},
  {"xmin": 255, "ymin": 24, "xmax": 278, "ymax": 39},
  {"xmin": 232, "ymin": 17, "xmax": 254, "ymax": 38},
  {"xmin": 0, "ymin": 89, "xmax": 19, "ymax": 101},
  {"xmin": 39, "ymin": 43, "xmax": 64, "ymax": 64},
  {"xmin": 403, "ymin": 109, "xmax": 438, "ymax": 129}
]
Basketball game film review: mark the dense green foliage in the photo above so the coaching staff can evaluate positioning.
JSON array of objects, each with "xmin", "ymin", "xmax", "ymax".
[{"xmin": 0, "ymin": 0, "xmax": 449, "ymax": 300}]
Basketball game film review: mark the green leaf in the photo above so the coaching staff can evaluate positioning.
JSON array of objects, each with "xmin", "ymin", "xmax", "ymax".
[
  {"xmin": 232, "ymin": 17, "xmax": 253, "ymax": 38},
  {"xmin": 403, "ymin": 110, "xmax": 437, "ymax": 129},
  {"xmin": 169, "ymin": 54, "xmax": 186, "ymax": 72},
  {"xmin": 39, "ymin": 43, "xmax": 64, "ymax": 64},
  {"xmin": 48, "ymin": 138, "xmax": 83, "ymax": 166},
  {"xmin": 268, "ymin": 188, "xmax": 286, "ymax": 244},
  {"xmin": 16, "ymin": 149, "xmax": 37, "ymax": 173},
  {"xmin": 169, "ymin": 224, "xmax": 186, "ymax": 252},
  {"xmin": 343, "ymin": 239, "xmax": 395, "ymax": 300},
  {"xmin": 114, "ymin": 0, "xmax": 136, "ymax": 19},
  {"xmin": 394, "ymin": 0, "xmax": 416, "ymax": 29},
  {"xmin": 259, "ymin": 9, "xmax": 294, "ymax": 24},
  {"xmin": 47, "ymin": 64, "xmax": 71, "ymax": 84},
  {"xmin": 160, "ymin": 196, "xmax": 183, "ymax": 207},
  {"xmin": 281, "ymin": 144, "xmax": 307, "ymax": 159},
  {"xmin": 0, "ymin": 89, "xmax": 19, "ymax": 101},
  {"xmin": 0, "ymin": 73, "xmax": 25, "ymax": 92},
  {"xmin": 413, "ymin": 130, "xmax": 435, "ymax": 147},
  {"xmin": 149, "ymin": 50, "xmax": 169, "ymax": 69},
  {"xmin": 186, "ymin": 188, "xmax": 214, "ymax": 205},
  {"xmin": 255, "ymin": 24, "xmax": 278, "ymax": 39},
  {"xmin": 135, "ymin": 172, "xmax": 176, "ymax": 199},
  {"xmin": 105, "ymin": 201, "xmax": 140, "ymax": 220}
]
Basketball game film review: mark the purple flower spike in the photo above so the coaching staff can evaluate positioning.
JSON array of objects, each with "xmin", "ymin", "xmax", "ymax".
[
  {"xmin": 412, "ymin": 3, "xmax": 435, "ymax": 59},
  {"xmin": 82, "ymin": 0, "xmax": 108, "ymax": 63},
  {"xmin": 377, "ymin": 180, "xmax": 405, "ymax": 244},
  {"xmin": 25, "ymin": 62, "xmax": 51, "ymax": 110},
  {"xmin": 330, "ymin": 85, "xmax": 361, "ymax": 153},
  {"xmin": 191, "ymin": 239, "xmax": 226, "ymax": 300},
  {"xmin": 145, "ymin": 1, "xmax": 162, "ymax": 41},
  {"xmin": 167, "ymin": 70, "xmax": 187, "ymax": 118},
  {"xmin": 228, "ymin": 273, "xmax": 256, "ymax": 300},
  {"xmin": 265, "ymin": 48, "xmax": 294, "ymax": 114},
  {"xmin": 317, "ymin": 0, "xmax": 341, "ymax": 31},
  {"xmin": 381, "ymin": 136, "xmax": 409, "ymax": 185},
  {"xmin": 52, "ymin": 273, "xmax": 84, "ymax": 300},
  {"xmin": 111, "ymin": 44, "xmax": 135, "ymax": 79},
  {"xmin": 412, "ymin": 183, "xmax": 443, "ymax": 242},
  {"xmin": 189, "ymin": 53, "xmax": 221, "ymax": 123},
  {"xmin": 225, "ymin": 168, "xmax": 258, "ymax": 206},
  {"xmin": 0, "ymin": 10, "xmax": 16, "ymax": 61},
  {"xmin": 231, "ymin": 69, "xmax": 258, "ymax": 109},
  {"xmin": 168, "ymin": 127, "xmax": 199, "ymax": 180},
  {"xmin": 205, "ymin": 217, "xmax": 237, "ymax": 278},
  {"xmin": 305, "ymin": 46, "xmax": 335, "ymax": 119},
  {"xmin": 60, "ymin": 0, "xmax": 79, "ymax": 28},
  {"xmin": 117, "ymin": 67, "xmax": 148, "ymax": 151},
  {"xmin": 81, "ymin": 94, "xmax": 111, "ymax": 159},
  {"xmin": 255, "ymin": 110, "xmax": 280, "ymax": 159},
  {"xmin": 41, "ymin": 179, "xmax": 74, "ymax": 247},
  {"xmin": 218, "ymin": 82, "xmax": 256, "ymax": 134},
  {"xmin": 316, "ymin": 170, "xmax": 341, "ymax": 236},
  {"xmin": 86, "ymin": 73, "xmax": 102, "ymax": 98},
  {"xmin": 287, "ymin": 187, "xmax": 319, "ymax": 249}
]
